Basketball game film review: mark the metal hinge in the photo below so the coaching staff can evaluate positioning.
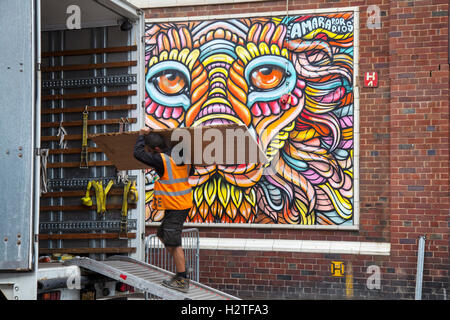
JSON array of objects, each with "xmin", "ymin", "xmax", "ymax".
[
  {"xmin": 36, "ymin": 62, "xmax": 41, "ymax": 71},
  {"xmin": 35, "ymin": 148, "xmax": 49, "ymax": 157}
]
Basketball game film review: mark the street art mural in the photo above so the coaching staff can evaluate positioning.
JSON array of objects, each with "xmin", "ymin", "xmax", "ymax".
[{"xmin": 143, "ymin": 12, "xmax": 356, "ymax": 226}]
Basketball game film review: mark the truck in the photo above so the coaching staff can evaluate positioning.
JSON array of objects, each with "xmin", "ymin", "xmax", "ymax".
[{"xmin": 0, "ymin": 0, "xmax": 239, "ymax": 301}]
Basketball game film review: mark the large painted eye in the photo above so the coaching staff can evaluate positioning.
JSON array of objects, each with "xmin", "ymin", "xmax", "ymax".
[
  {"xmin": 145, "ymin": 61, "xmax": 191, "ymax": 110},
  {"xmin": 153, "ymin": 70, "xmax": 187, "ymax": 95},
  {"xmin": 245, "ymin": 56, "xmax": 297, "ymax": 108},
  {"xmin": 250, "ymin": 65, "xmax": 285, "ymax": 90}
]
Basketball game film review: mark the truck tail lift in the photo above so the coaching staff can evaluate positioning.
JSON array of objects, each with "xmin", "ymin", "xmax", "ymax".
[{"xmin": 65, "ymin": 256, "xmax": 239, "ymax": 300}]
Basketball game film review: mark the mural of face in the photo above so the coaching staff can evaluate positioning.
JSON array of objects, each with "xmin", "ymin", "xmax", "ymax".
[{"xmin": 144, "ymin": 13, "xmax": 355, "ymax": 226}]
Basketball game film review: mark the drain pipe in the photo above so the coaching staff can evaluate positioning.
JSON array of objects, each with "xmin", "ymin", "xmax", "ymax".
[{"xmin": 415, "ymin": 235, "xmax": 426, "ymax": 300}]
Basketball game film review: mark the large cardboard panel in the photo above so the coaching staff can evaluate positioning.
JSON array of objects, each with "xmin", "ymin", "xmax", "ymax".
[{"xmin": 91, "ymin": 124, "xmax": 268, "ymax": 171}]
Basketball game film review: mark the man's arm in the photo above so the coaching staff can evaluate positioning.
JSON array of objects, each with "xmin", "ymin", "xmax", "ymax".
[{"xmin": 133, "ymin": 135, "xmax": 164, "ymax": 177}]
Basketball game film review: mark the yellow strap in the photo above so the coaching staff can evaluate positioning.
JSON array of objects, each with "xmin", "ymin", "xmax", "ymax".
[
  {"xmin": 82, "ymin": 180, "xmax": 114, "ymax": 214},
  {"xmin": 121, "ymin": 181, "xmax": 131, "ymax": 218},
  {"xmin": 102, "ymin": 180, "xmax": 114, "ymax": 213},
  {"xmin": 80, "ymin": 107, "xmax": 89, "ymax": 168},
  {"xmin": 81, "ymin": 108, "xmax": 88, "ymax": 148},
  {"xmin": 128, "ymin": 180, "xmax": 138, "ymax": 203},
  {"xmin": 92, "ymin": 181, "xmax": 103, "ymax": 214},
  {"xmin": 99, "ymin": 181, "xmax": 105, "ymax": 214}
]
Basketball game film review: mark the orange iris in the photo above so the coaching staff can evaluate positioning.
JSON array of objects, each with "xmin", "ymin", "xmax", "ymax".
[
  {"xmin": 155, "ymin": 71, "xmax": 186, "ymax": 95},
  {"xmin": 250, "ymin": 66, "xmax": 284, "ymax": 90}
]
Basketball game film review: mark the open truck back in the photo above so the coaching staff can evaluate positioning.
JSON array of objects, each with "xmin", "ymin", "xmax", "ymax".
[
  {"xmin": 0, "ymin": 0, "xmax": 146, "ymax": 300},
  {"xmin": 0, "ymin": 0, "xmax": 239, "ymax": 301}
]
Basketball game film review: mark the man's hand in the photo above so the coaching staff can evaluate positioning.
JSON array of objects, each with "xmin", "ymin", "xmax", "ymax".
[{"xmin": 139, "ymin": 127, "xmax": 151, "ymax": 135}]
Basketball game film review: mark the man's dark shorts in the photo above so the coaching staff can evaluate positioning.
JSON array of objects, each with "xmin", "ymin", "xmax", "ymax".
[{"xmin": 157, "ymin": 209, "xmax": 189, "ymax": 247}]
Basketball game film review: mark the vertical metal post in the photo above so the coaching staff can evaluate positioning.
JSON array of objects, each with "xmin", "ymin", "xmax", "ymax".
[
  {"xmin": 57, "ymin": 29, "xmax": 65, "ymax": 250},
  {"xmin": 48, "ymin": 31, "xmax": 56, "ymax": 251},
  {"xmin": 195, "ymin": 230, "xmax": 200, "ymax": 282},
  {"xmin": 415, "ymin": 235, "xmax": 426, "ymax": 300},
  {"xmin": 89, "ymin": 27, "xmax": 98, "ymax": 259},
  {"xmin": 100, "ymin": 26, "xmax": 108, "ymax": 261}
]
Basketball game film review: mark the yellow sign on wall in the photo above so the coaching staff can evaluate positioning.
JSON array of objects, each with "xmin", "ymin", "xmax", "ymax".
[{"xmin": 331, "ymin": 261, "xmax": 345, "ymax": 277}]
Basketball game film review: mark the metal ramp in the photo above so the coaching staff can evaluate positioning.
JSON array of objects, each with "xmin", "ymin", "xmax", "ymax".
[{"xmin": 64, "ymin": 255, "xmax": 239, "ymax": 300}]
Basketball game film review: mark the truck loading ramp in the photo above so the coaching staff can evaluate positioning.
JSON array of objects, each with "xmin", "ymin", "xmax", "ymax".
[{"xmin": 64, "ymin": 255, "xmax": 239, "ymax": 300}]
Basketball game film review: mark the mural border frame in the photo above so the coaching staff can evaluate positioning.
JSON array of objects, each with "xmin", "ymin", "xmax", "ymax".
[{"xmin": 144, "ymin": 6, "xmax": 360, "ymax": 230}]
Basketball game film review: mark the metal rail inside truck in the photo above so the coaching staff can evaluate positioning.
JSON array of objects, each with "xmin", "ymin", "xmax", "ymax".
[{"xmin": 0, "ymin": 0, "xmax": 240, "ymax": 302}]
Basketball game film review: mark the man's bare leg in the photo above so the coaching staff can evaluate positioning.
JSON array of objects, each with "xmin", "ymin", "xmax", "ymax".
[
  {"xmin": 162, "ymin": 246, "xmax": 189, "ymax": 292},
  {"xmin": 167, "ymin": 246, "xmax": 186, "ymax": 275}
]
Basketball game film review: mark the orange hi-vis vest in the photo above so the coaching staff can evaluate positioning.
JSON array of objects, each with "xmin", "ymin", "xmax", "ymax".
[{"xmin": 153, "ymin": 153, "xmax": 193, "ymax": 210}]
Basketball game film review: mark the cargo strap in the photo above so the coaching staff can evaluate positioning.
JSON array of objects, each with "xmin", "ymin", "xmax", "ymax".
[
  {"xmin": 81, "ymin": 178, "xmax": 137, "ymax": 231},
  {"xmin": 40, "ymin": 148, "xmax": 50, "ymax": 195},
  {"xmin": 117, "ymin": 117, "xmax": 131, "ymax": 191},
  {"xmin": 119, "ymin": 180, "xmax": 138, "ymax": 239},
  {"xmin": 97, "ymin": 180, "xmax": 114, "ymax": 214},
  {"xmin": 128, "ymin": 180, "xmax": 138, "ymax": 203},
  {"xmin": 118, "ymin": 117, "xmax": 131, "ymax": 133},
  {"xmin": 80, "ymin": 106, "xmax": 89, "ymax": 168},
  {"xmin": 57, "ymin": 122, "xmax": 68, "ymax": 149},
  {"xmin": 119, "ymin": 181, "xmax": 131, "ymax": 238},
  {"xmin": 81, "ymin": 180, "xmax": 114, "ymax": 214},
  {"xmin": 81, "ymin": 181, "xmax": 93, "ymax": 206}
]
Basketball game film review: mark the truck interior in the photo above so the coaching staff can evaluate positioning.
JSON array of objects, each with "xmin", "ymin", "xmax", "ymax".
[{"xmin": 38, "ymin": 0, "xmax": 143, "ymax": 262}]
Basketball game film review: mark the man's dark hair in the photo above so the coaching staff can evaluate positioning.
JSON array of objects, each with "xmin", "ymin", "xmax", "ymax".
[{"xmin": 144, "ymin": 132, "xmax": 168, "ymax": 151}]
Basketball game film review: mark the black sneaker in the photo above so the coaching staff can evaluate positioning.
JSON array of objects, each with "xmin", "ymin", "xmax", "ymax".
[{"xmin": 162, "ymin": 275, "xmax": 189, "ymax": 293}]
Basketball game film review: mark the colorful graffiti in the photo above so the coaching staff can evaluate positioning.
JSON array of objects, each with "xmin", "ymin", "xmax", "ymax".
[{"xmin": 143, "ymin": 12, "xmax": 355, "ymax": 226}]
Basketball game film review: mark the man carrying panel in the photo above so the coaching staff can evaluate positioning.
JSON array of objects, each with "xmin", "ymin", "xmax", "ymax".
[{"xmin": 133, "ymin": 127, "xmax": 193, "ymax": 293}]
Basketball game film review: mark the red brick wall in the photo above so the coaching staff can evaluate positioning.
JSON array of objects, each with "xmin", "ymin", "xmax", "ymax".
[
  {"xmin": 387, "ymin": 0, "xmax": 449, "ymax": 300},
  {"xmin": 144, "ymin": 0, "xmax": 449, "ymax": 299}
]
